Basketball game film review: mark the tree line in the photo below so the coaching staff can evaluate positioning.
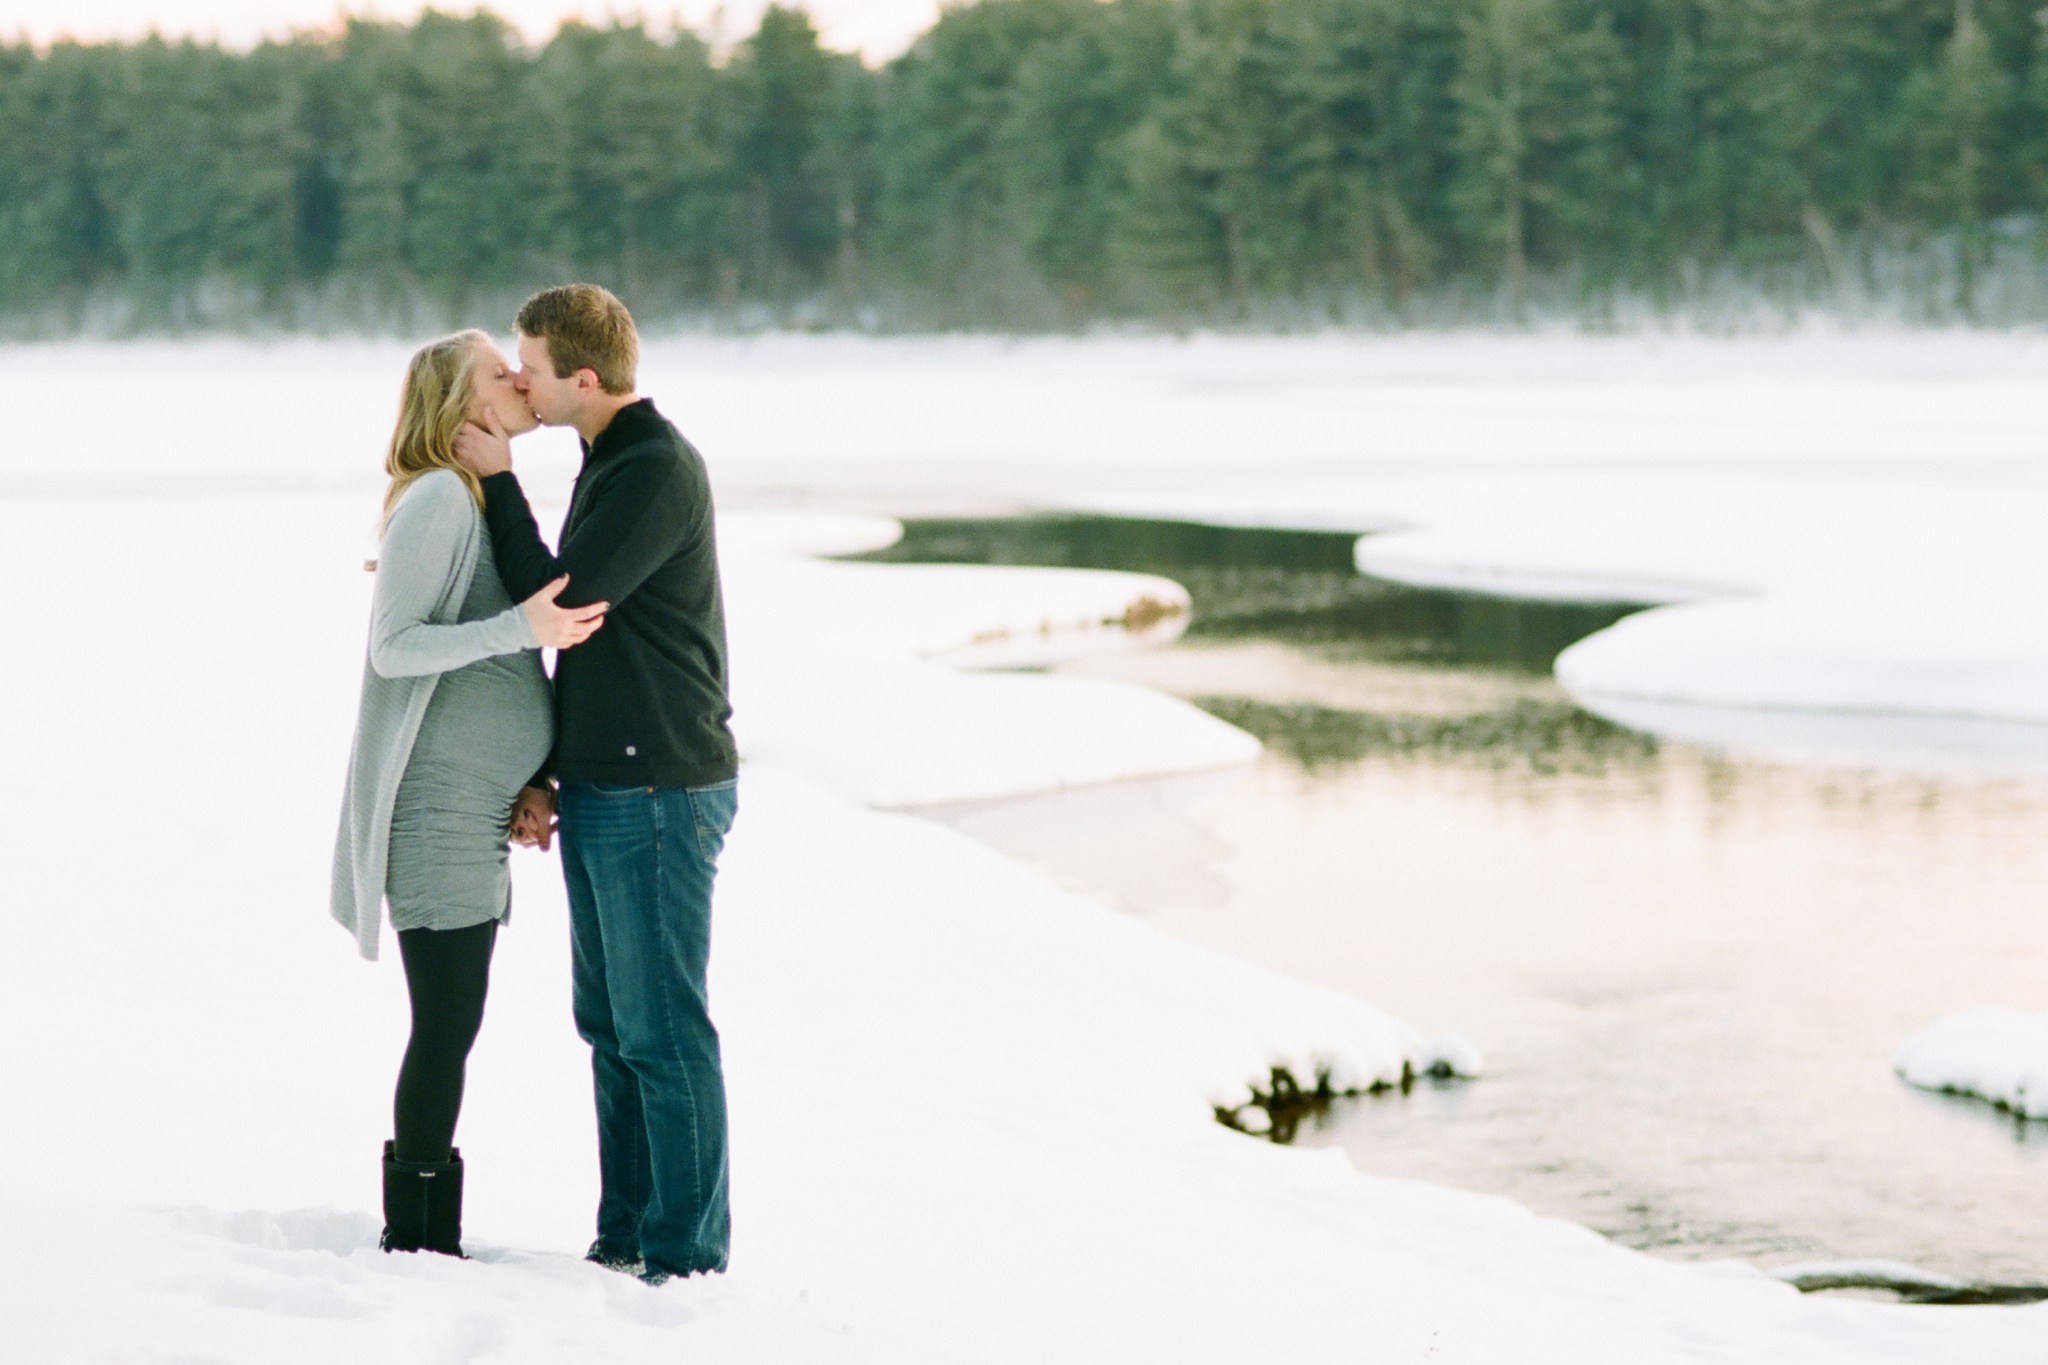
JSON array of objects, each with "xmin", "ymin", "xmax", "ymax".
[{"xmin": 1, "ymin": 0, "xmax": 2042, "ymax": 333}]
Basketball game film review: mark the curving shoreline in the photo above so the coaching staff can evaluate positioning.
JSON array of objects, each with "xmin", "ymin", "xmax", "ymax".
[
  {"xmin": 9, "ymin": 333, "xmax": 2048, "ymax": 1359},
  {"xmin": 1068, "ymin": 474, "xmax": 2048, "ymax": 769}
]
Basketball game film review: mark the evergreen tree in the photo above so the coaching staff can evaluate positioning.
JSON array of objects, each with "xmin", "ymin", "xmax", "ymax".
[
  {"xmin": 998, "ymin": 0, "xmax": 1172, "ymax": 312},
  {"xmin": 530, "ymin": 21, "xmax": 727, "ymax": 306},
  {"xmin": 0, "ymin": 42, "xmax": 119, "ymax": 318},
  {"xmin": 725, "ymin": 7, "xmax": 848, "ymax": 299},
  {"xmin": 332, "ymin": 22, "xmax": 420, "ymax": 316},
  {"xmin": 1449, "ymin": 0, "xmax": 1625, "ymax": 310},
  {"xmin": 1900, "ymin": 0, "xmax": 2014, "ymax": 311},
  {"xmin": 1, "ymin": 0, "xmax": 2046, "ymax": 330},
  {"xmin": 875, "ymin": 0, "xmax": 1096, "ymax": 316}
]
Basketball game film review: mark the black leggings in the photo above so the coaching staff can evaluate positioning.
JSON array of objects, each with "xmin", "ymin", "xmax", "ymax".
[{"xmin": 393, "ymin": 920, "xmax": 497, "ymax": 1164}]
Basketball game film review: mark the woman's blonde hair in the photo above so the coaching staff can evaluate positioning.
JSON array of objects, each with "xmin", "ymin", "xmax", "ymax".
[{"xmin": 381, "ymin": 328, "xmax": 492, "ymax": 527}]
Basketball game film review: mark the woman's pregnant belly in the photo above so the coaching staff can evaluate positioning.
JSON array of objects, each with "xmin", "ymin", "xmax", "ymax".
[{"xmin": 407, "ymin": 652, "xmax": 555, "ymax": 799}]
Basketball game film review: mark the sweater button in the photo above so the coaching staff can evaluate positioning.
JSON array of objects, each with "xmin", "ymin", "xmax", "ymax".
[{"xmin": 625, "ymin": 745, "xmax": 637, "ymax": 757}]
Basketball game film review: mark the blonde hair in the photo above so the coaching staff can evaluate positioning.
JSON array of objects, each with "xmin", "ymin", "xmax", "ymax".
[{"xmin": 381, "ymin": 328, "xmax": 492, "ymax": 528}]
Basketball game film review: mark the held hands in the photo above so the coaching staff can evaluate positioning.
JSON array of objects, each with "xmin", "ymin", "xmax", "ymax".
[
  {"xmin": 509, "ymin": 784, "xmax": 557, "ymax": 850},
  {"xmin": 523, "ymin": 575, "xmax": 608, "ymax": 649},
  {"xmin": 454, "ymin": 408, "xmax": 513, "ymax": 477}
]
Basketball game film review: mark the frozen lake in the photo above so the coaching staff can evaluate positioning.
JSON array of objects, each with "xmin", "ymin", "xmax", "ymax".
[
  {"xmin": 13, "ymin": 331, "xmax": 2048, "ymax": 1360},
  {"xmin": 896, "ymin": 515, "xmax": 2048, "ymax": 1290}
]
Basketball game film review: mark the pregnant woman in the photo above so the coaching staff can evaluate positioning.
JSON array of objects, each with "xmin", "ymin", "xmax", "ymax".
[{"xmin": 332, "ymin": 329, "xmax": 607, "ymax": 1257}]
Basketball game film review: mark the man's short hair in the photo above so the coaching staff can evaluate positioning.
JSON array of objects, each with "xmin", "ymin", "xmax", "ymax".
[{"xmin": 516, "ymin": 283, "xmax": 638, "ymax": 395}]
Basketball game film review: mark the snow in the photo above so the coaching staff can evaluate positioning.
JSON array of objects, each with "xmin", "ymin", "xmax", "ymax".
[
  {"xmin": 1071, "ymin": 470, "xmax": 2048, "ymax": 761},
  {"xmin": 1894, "ymin": 1009, "xmax": 2048, "ymax": 1121},
  {"xmin": 7, "ymin": 331, "xmax": 2048, "ymax": 1359},
  {"xmin": 722, "ymin": 551, "xmax": 1257, "ymax": 806},
  {"xmin": 1423, "ymin": 1033, "xmax": 1487, "ymax": 1080},
  {"xmin": 19, "ymin": 329, "xmax": 2048, "ymax": 765},
  {"xmin": 20, "ymin": 328, "xmax": 2048, "ymax": 489}
]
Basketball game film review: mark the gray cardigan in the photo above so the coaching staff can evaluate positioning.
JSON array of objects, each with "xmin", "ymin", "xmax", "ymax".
[{"xmin": 332, "ymin": 469, "xmax": 539, "ymax": 961}]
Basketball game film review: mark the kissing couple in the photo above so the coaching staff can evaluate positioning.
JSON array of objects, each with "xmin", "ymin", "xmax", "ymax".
[{"xmin": 332, "ymin": 283, "xmax": 739, "ymax": 1286}]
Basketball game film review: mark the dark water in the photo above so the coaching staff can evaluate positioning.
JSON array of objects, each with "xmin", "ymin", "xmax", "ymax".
[
  {"xmin": 876, "ymin": 515, "xmax": 2048, "ymax": 1293},
  {"xmin": 856, "ymin": 514, "xmax": 1642, "ymax": 673}
]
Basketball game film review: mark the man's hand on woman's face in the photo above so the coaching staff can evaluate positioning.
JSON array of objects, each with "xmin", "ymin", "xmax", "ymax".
[{"xmin": 454, "ymin": 407, "xmax": 514, "ymax": 477}]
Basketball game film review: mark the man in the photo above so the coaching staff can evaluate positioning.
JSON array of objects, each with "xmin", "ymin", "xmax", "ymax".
[{"xmin": 454, "ymin": 283, "xmax": 738, "ymax": 1285}]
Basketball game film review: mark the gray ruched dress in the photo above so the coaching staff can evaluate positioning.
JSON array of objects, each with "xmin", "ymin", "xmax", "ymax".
[
  {"xmin": 334, "ymin": 469, "xmax": 554, "ymax": 959},
  {"xmin": 386, "ymin": 542, "xmax": 554, "ymax": 932}
]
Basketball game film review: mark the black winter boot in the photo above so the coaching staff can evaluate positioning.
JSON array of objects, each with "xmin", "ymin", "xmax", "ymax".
[{"xmin": 380, "ymin": 1140, "xmax": 466, "ymax": 1257}]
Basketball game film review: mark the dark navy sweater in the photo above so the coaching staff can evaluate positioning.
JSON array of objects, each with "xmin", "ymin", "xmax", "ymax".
[{"xmin": 480, "ymin": 398, "xmax": 738, "ymax": 789}]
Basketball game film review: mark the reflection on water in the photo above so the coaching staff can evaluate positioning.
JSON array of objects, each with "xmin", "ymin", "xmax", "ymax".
[
  {"xmin": 892, "ymin": 514, "xmax": 2048, "ymax": 1289},
  {"xmin": 854, "ymin": 515, "xmax": 1644, "ymax": 673},
  {"xmin": 1196, "ymin": 695, "xmax": 1659, "ymax": 776}
]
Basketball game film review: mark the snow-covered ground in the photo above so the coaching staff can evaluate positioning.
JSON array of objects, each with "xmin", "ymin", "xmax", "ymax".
[
  {"xmin": 7, "ymin": 331, "xmax": 2048, "ymax": 1360},
  {"xmin": 1895, "ymin": 1009, "xmax": 2048, "ymax": 1121},
  {"xmin": 18, "ymin": 328, "xmax": 2047, "ymax": 767},
  {"xmin": 722, "ymin": 528, "xmax": 1256, "ymax": 805}
]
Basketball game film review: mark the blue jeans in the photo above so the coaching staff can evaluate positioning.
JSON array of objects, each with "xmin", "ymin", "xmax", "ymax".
[{"xmin": 558, "ymin": 778, "xmax": 738, "ymax": 1276}]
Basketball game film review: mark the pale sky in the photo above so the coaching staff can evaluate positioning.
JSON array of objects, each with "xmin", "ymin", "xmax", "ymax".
[{"xmin": 0, "ymin": 1, "xmax": 945, "ymax": 62}]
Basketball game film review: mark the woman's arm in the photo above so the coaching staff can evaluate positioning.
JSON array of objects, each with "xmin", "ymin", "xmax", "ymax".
[{"xmin": 369, "ymin": 474, "xmax": 538, "ymax": 679}]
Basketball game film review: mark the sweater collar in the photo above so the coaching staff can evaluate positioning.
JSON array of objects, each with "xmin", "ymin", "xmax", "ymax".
[{"xmin": 582, "ymin": 398, "xmax": 662, "ymax": 465}]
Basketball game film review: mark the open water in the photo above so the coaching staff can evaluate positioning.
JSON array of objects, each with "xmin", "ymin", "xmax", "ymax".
[{"xmin": 870, "ymin": 515, "xmax": 2048, "ymax": 1293}]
